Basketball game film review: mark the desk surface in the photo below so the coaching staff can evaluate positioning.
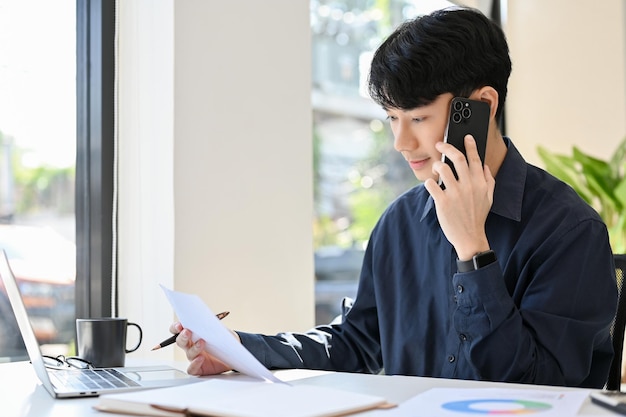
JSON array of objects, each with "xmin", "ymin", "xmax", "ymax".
[{"xmin": 0, "ymin": 360, "xmax": 619, "ymax": 417}]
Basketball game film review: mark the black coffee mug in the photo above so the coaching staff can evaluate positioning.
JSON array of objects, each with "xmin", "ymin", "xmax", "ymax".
[{"xmin": 76, "ymin": 318, "xmax": 142, "ymax": 368}]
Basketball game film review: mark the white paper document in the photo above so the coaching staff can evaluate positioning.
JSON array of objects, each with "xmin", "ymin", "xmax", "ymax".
[
  {"xmin": 363, "ymin": 387, "xmax": 590, "ymax": 417},
  {"xmin": 160, "ymin": 285, "xmax": 282, "ymax": 383}
]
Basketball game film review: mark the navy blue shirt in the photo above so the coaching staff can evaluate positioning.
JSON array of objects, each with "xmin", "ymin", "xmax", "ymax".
[{"xmin": 239, "ymin": 139, "xmax": 617, "ymax": 388}]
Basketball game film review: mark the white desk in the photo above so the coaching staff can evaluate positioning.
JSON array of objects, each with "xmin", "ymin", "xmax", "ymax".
[{"xmin": 0, "ymin": 360, "xmax": 620, "ymax": 416}]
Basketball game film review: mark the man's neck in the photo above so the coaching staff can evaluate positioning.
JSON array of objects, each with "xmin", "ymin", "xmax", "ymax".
[{"xmin": 484, "ymin": 131, "xmax": 507, "ymax": 177}]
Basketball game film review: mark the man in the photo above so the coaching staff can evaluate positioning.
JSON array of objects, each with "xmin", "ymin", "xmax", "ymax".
[{"xmin": 172, "ymin": 7, "xmax": 617, "ymax": 388}]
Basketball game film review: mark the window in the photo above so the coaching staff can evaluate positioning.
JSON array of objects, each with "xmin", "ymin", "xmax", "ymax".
[
  {"xmin": 311, "ymin": 0, "xmax": 456, "ymax": 324},
  {"xmin": 0, "ymin": 0, "xmax": 115, "ymax": 360},
  {"xmin": 0, "ymin": 0, "xmax": 77, "ymax": 359}
]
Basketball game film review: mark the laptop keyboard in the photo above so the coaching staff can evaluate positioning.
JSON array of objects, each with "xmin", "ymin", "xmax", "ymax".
[{"xmin": 52, "ymin": 368, "xmax": 141, "ymax": 391}]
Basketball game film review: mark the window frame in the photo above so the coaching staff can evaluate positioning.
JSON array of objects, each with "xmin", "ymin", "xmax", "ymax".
[{"xmin": 75, "ymin": 0, "xmax": 116, "ymax": 319}]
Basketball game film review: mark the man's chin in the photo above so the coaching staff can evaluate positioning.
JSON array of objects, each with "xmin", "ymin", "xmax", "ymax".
[{"xmin": 413, "ymin": 172, "xmax": 436, "ymax": 183}]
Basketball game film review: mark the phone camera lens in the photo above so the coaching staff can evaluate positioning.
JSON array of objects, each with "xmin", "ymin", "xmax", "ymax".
[
  {"xmin": 462, "ymin": 107, "xmax": 472, "ymax": 119},
  {"xmin": 452, "ymin": 112, "xmax": 463, "ymax": 123},
  {"xmin": 453, "ymin": 100, "xmax": 463, "ymax": 111}
]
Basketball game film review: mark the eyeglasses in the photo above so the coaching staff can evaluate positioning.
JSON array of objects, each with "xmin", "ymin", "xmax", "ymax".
[{"xmin": 42, "ymin": 354, "xmax": 94, "ymax": 370}]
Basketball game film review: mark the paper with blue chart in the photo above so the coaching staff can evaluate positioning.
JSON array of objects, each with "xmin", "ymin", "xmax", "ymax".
[
  {"xmin": 160, "ymin": 285, "xmax": 283, "ymax": 383},
  {"xmin": 363, "ymin": 387, "xmax": 590, "ymax": 416}
]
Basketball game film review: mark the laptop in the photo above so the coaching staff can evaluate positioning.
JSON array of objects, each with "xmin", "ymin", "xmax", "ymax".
[{"xmin": 0, "ymin": 249, "xmax": 200, "ymax": 398}]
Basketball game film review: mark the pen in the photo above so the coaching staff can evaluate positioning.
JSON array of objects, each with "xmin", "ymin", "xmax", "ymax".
[{"xmin": 150, "ymin": 311, "xmax": 230, "ymax": 351}]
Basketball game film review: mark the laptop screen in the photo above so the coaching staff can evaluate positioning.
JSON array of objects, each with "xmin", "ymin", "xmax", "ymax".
[{"xmin": 0, "ymin": 249, "xmax": 58, "ymax": 395}]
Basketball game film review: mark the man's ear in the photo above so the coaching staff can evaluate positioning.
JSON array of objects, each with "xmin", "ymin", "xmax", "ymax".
[{"xmin": 471, "ymin": 87, "xmax": 499, "ymax": 122}]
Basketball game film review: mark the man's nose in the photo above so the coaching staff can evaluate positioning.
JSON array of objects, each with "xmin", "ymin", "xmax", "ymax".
[{"xmin": 393, "ymin": 124, "xmax": 417, "ymax": 152}]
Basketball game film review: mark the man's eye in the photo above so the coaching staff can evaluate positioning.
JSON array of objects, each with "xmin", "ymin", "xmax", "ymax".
[
  {"xmin": 412, "ymin": 117, "xmax": 424, "ymax": 123},
  {"xmin": 386, "ymin": 115, "xmax": 397, "ymax": 121}
]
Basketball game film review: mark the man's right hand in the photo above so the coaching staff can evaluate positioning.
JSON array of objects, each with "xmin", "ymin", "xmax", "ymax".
[{"xmin": 169, "ymin": 321, "xmax": 236, "ymax": 376}]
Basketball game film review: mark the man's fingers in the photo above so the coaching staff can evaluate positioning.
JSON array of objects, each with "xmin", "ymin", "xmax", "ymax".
[
  {"xmin": 169, "ymin": 322, "xmax": 183, "ymax": 334},
  {"xmin": 436, "ymin": 140, "xmax": 469, "ymax": 180},
  {"xmin": 176, "ymin": 328, "xmax": 203, "ymax": 359},
  {"xmin": 464, "ymin": 135, "xmax": 482, "ymax": 169},
  {"xmin": 187, "ymin": 355, "xmax": 206, "ymax": 376},
  {"xmin": 184, "ymin": 339, "xmax": 205, "ymax": 361},
  {"xmin": 175, "ymin": 329, "xmax": 189, "ymax": 347}
]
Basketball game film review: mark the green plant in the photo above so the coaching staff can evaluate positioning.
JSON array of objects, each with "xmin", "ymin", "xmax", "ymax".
[{"xmin": 537, "ymin": 139, "xmax": 626, "ymax": 253}]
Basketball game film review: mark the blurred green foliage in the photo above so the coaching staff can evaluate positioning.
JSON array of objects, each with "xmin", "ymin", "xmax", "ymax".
[{"xmin": 537, "ymin": 139, "xmax": 626, "ymax": 253}]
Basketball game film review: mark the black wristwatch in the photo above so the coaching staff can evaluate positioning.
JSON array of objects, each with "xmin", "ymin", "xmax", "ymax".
[{"xmin": 456, "ymin": 250, "xmax": 497, "ymax": 273}]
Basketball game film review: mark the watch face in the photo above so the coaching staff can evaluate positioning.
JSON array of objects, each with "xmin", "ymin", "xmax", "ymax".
[{"xmin": 474, "ymin": 250, "xmax": 497, "ymax": 269}]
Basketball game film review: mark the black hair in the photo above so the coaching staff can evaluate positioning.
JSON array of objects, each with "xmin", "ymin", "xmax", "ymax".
[{"xmin": 367, "ymin": 7, "xmax": 512, "ymax": 121}]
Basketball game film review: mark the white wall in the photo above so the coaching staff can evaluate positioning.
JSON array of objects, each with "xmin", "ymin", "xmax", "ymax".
[
  {"xmin": 173, "ymin": 1, "xmax": 314, "ymax": 336},
  {"xmin": 117, "ymin": 0, "xmax": 313, "ymax": 361},
  {"xmin": 505, "ymin": 0, "xmax": 626, "ymax": 166}
]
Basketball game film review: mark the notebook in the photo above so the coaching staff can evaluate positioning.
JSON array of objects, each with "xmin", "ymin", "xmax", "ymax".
[
  {"xmin": 0, "ymin": 249, "xmax": 200, "ymax": 398},
  {"xmin": 94, "ymin": 377, "xmax": 392, "ymax": 417}
]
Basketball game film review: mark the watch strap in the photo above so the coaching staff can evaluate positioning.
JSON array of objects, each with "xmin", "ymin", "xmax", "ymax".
[{"xmin": 456, "ymin": 250, "xmax": 497, "ymax": 273}]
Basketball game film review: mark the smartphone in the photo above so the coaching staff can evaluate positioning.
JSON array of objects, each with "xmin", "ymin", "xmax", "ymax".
[
  {"xmin": 439, "ymin": 97, "xmax": 490, "ymax": 186},
  {"xmin": 590, "ymin": 390, "xmax": 626, "ymax": 414}
]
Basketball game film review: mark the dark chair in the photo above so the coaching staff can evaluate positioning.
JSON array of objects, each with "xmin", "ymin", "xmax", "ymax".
[{"xmin": 607, "ymin": 254, "xmax": 626, "ymax": 390}]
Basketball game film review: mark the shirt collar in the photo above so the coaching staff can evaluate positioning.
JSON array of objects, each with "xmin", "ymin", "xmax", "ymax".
[{"xmin": 421, "ymin": 137, "xmax": 526, "ymax": 222}]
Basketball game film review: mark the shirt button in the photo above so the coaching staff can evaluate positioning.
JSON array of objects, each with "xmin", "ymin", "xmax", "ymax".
[
  {"xmin": 457, "ymin": 285, "xmax": 464, "ymax": 293},
  {"xmin": 448, "ymin": 355, "xmax": 455, "ymax": 363},
  {"xmin": 459, "ymin": 334, "xmax": 468, "ymax": 341}
]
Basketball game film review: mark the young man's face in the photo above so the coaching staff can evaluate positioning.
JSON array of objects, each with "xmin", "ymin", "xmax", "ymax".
[{"xmin": 385, "ymin": 93, "xmax": 453, "ymax": 182}]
